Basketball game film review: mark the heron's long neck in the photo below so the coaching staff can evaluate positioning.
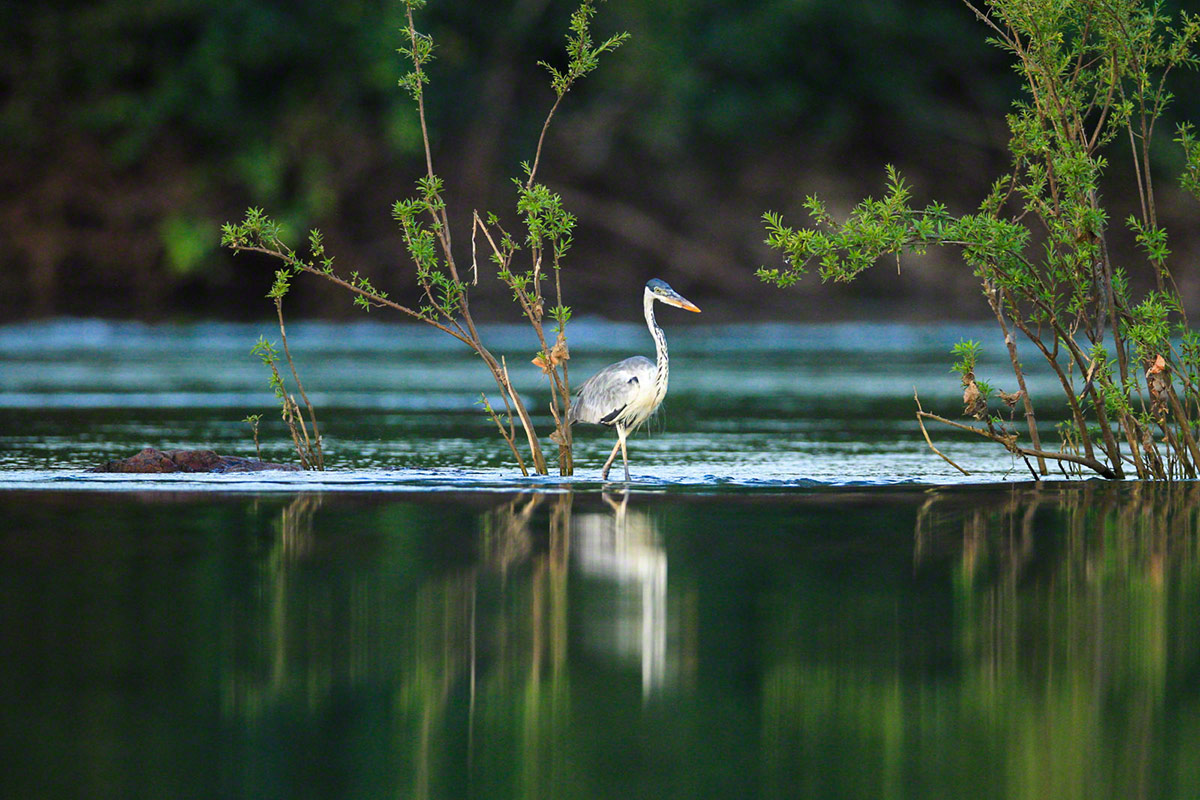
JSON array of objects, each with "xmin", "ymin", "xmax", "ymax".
[{"xmin": 644, "ymin": 292, "xmax": 669, "ymax": 393}]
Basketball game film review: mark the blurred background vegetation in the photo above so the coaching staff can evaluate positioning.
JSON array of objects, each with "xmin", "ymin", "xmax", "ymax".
[{"xmin": 4, "ymin": 0, "xmax": 1200, "ymax": 322}]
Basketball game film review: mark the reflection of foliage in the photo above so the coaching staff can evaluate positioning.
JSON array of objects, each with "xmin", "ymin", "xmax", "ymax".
[
  {"xmin": 761, "ymin": 482, "xmax": 1200, "ymax": 800},
  {"xmin": 399, "ymin": 492, "xmax": 575, "ymax": 799},
  {"xmin": 481, "ymin": 494, "xmax": 541, "ymax": 575},
  {"xmin": 15, "ymin": 487, "xmax": 1200, "ymax": 798}
]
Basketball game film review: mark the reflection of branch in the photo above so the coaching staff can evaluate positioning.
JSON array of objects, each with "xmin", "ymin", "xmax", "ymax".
[
  {"xmin": 550, "ymin": 492, "xmax": 573, "ymax": 573},
  {"xmin": 278, "ymin": 492, "xmax": 322, "ymax": 560},
  {"xmin": 600, "ymin": 488, "xmax": 630, "ymax": 517},
  {"xmin": 483, "ymin": 493, "xmax": 542, "ymax": 575},
  {"xmin": 913, "ymin": 492, "xmax": 940, "ymax": 567}
]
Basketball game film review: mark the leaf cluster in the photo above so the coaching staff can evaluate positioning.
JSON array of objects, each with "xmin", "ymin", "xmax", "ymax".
[{"xmin": 541, "ymin": 1, "xmax": 630, "ymax": 98}]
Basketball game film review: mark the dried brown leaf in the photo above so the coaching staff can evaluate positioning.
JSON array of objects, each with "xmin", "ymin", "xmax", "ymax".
[{"xmin": 962, "ymin": 379, "xmax": 987, "ymax": 419}]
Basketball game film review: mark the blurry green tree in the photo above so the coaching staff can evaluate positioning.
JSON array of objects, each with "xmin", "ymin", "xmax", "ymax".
[
  {"xmin": 5, "ymin": 0, "xmax": 1199, "ymax": 321},
  {"xmin": 1, "ymin": 0, "xmax": 1022, "ymax": 320}
]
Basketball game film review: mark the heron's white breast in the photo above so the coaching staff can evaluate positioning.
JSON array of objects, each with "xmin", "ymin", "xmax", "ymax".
[{"xmin": 616, "ymin": 371, "xmax": 667, "ymax": 428}]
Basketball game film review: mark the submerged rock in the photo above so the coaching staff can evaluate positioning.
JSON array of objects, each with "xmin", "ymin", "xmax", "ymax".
[{"xmin": 91, "ymin": 447, "xmax": 300, "ymax": 473}]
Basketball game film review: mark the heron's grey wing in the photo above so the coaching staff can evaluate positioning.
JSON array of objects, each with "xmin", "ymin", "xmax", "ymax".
[{"xmin": 569, "ymin": 355, "xmax": 655, "ymax": 424}]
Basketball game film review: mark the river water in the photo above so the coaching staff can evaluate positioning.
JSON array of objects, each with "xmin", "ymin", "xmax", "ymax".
[
  {"xmin": 2, "ymin": 319, "xmax": 1197, "ymax": 799},
  {"xmin": 0, "ymin": 318, "xmax": 1059, "ymax": 484}
]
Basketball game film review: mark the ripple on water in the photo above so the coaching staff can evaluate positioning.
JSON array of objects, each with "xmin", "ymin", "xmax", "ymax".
[{"xmin": 0, "ymin": 319, "xmax": 1072, "ymax": 488}]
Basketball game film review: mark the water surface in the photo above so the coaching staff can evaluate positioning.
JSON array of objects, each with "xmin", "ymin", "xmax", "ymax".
[
  {"xmin": 3, "ymin": 483, "xmax": 1199, "ymax": 799},
  {"xmin": 2, "ymin": 320, "xmax": 1194, "ymax": 799},
  {"xmin": 0, "ymin": 318, "xmax": 1067, "ymax": 485}
]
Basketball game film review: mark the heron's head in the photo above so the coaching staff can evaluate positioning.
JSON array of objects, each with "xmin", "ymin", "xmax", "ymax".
[{"xmin": 645, "ymin": 279, "xmax": 701, "ymax": 313}]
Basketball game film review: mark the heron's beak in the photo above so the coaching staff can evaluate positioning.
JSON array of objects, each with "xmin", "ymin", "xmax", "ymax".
[{"xmin": 664, "ymin": 293, "xmax": 701, "ymax": 313}]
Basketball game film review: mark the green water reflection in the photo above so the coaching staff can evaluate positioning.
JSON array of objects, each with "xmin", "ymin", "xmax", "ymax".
[{"xmin": 2, "ymin": 483, "xmax": 1199, "ymax": 799}]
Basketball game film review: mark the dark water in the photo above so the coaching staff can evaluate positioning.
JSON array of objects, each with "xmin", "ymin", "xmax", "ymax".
[
  {"xmin": 2, "ymin": 320, "xmax": 1199, "ymax": 798},
  {"xmin": 3, "ymin": 483, "xmax": 1200, "ymax": 799}
]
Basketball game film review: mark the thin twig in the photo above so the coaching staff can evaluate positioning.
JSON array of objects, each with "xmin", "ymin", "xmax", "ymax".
[
  {"xmin": 275, "ymin": 298, "xmax": 323, "ymax": 469},
  {"xmin": 481, "ymin": 393, "xmax": 528, "ymax": 476},
  {"xmin": 916, "ymin": 408, "xmax": 1118, "ymax": 479},
  {"xmin": 914, "ymin": 391, "xmax": 971, "ymax": 475},
  {"xmin": 986, "ymin": 285, "xmax": 1045, "ymax": 474}
]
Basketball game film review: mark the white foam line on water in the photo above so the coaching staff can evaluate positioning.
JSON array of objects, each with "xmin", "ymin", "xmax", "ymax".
[{"xmin": 0, "ymin": 465, "xmax": 1048, "ymax": 494}]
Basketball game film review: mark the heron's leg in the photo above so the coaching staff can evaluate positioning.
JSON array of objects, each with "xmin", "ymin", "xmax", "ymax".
[
  {"xmin": 600, "ymin": 432, "xmax": 623, "ymax": 480},
  {"xmin": 618, "ymin": 426, "xmax": 631, "ymax": 481}
]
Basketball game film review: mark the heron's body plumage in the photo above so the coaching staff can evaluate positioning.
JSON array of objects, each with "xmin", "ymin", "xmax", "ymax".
[
  {"xmin": 569, "ymin": 354, "xmax": 663, "ymax": 428},
  {"xmin": 568, "ymin": 279, "xmax": 697, "ymax": 480}
]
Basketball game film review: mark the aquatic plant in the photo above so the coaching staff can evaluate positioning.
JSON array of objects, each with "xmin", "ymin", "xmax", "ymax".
[
  {"xmin": 243, "ymin": 264, "xmax": 325, "ymax": 470},
  {"xmin": 223, "ymin": 0, "xmax": 627, "ymax": 476},
  {"xmin": 242, "ymin": 413, "xmax": 262, "ymax": 461},
  {"xmin": 761, "ymin": 0, "xmax": 1200, "ymax": 480}
]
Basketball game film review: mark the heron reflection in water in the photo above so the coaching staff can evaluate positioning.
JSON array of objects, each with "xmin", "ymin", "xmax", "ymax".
[
  {"xmin": 569, "ymin": 279, "xmax": 700, "ymax": 481},
  {"xmin": 573, "ymin": 490, "xmax": 669, "ymax": 697},
  {"xmin": 482, "ymin": 491, "xmax": 672, "ymax": 696}
]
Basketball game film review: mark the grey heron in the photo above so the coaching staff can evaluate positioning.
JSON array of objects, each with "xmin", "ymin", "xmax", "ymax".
[{"xmin": 568, "ymin": 279, "xmax": 700, "ymax": 481}]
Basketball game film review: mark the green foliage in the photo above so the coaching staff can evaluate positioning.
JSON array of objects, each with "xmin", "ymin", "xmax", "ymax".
[
  {"xmin": 517, "ymin": 176, "xmax": 577, "ymax": 261},
  {"xmin": 762, "ymin": 0, "xmax": 1200, "ymax": 480},
  {"xmin": 221, "ymin": 207, "xmax": 288, "ymax": 254},
  {"xmin": 1127, "ymin": 293, "xmax": 1173, "ymax": 362},
  {"xmin": 951, "ymin": 339, "xmax": 983, "ymax": 379},
  {"xmin": 251, "ymin": 335, "xmax": 280, "ymax": 368},
  {"xmin": 250, "ymin": 336, "xmax": 293, "ymax": 410},
  {"xmin": 391, "ymin": 179, "xmax": 463, "ymax": 321},
  {"xmin": 242, "ymin": 413, "xmax": 263, "ymax": 459},
  {"xmin": 9, "ymin": 0, "xmax": 1148, "ymax": 320},
  {"xmin": 540, "ymin": 1, "xmax": 630, "ymax": 98},
  {"xmin": 550, "ymin": 304, "xmax": 572, "ymax": 334},
  {"xmin": 1089, "ymin": 344, "xmax": 1130, "ymax": 418},
  {"xmin": 1177, "ymin": 122, "xmax": 1200, "ymax": 200},
  {"xmin": 267, "ymin": 268, "xmax": 291, "ymax": 301},
  {"xmin": 224, "ymin": 208, "xmax": 389, "ymax": 314},
  {"xmin": 250, "ymin": 335, "xmax": 294, "ymax": 429},
  {"xmin": 397, "ymin": 6, "xmax": 434, "ymax": 102},
  {"xmin": 250, "ymin": 327, "xmax": 323, "ymax": 470},
  {"xmin": 0, "ymin": 0, "xmax": 1023, "ymax": 165},
  {"xmin": 1128, "ymin": 216, "xmax": 1171, "ymax": 266}
]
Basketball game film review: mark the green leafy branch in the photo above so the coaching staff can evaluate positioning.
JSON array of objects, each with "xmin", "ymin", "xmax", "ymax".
[
  {"xmin": 223, "ymin": 1, "xmax": 628, "ymax": 476},
  {"xmin": 526, "ymin": 0, "xmax": 628, "ymax": 189},
  {"xmin": 250, "ymin": 327, "xmax": 323, "ymax": 471},
  {"xmin": 540, "ymin": 1, "xmax": 630, "ymax": 98},
  {"xmin": 762, "ymin": 0, "xmax": 1200, "ymax": 480}
]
